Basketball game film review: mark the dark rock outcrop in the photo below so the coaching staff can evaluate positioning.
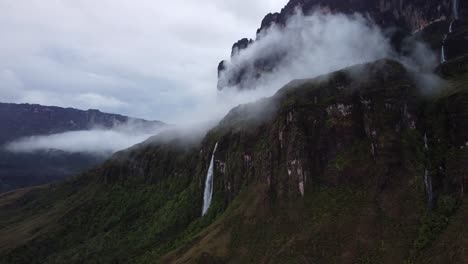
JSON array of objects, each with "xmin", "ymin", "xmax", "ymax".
[
  {"xmin": 218, "ymin": 0, "xmax": 467, "ymax": 91},
  {"xmin": 231, "ymin": 38, "xmax": 253, "ymax": 57},
  {"xmin": 257, "ymin": 0, "xmax": 461, "ymax": 33}
]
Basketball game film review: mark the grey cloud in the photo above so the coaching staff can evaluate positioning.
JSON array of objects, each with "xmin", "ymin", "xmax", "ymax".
[
  {"xmin": 0, "ymin": 0, "xmax": 288, "ymax": 121},
  {"xmin": 5, "ymin": 121, "xmax": 165, "ymax": 156},
  {"xmin": 219, "ymin": 11, "xmax": 393, "ymax": 92},
  {"xmin": 0, "ymin": 0, "xmax": 438, "ymax": 131}
]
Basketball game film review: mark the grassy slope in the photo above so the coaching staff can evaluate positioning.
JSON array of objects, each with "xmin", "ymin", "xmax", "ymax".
[{"xmin": 0, "ymin": 142, "xmax": 220, "ymax": 264}]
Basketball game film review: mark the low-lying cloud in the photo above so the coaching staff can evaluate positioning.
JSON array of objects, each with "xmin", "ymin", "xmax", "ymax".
[
  {"xmin": 202, "ymin": 10, "xmax": 441, "ymax": 125},
  {"xmin": 2, "ymin": 8, "xmax": 442, "ymax": 153},
  {"xmin": 181, "ymin": 11, "xmax": 394, "ymax": 124},
  {"xmin": 4, "ymin": 123, "xmax": 165, "ymax": 156},
  {"xmin": 219, "ymin": 11, "xmax": 393, "ymax": 91},
  {"xmin": 399, "ymin": 37, "xmax": 443, "ymax": 94}
]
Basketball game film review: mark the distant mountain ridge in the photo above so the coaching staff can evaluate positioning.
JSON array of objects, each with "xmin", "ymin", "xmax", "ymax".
[
  {"xmin": 0, "ymin": 102, "xmax": 164, "ymax": 146},
  {"xmin": 0, "ymin": 102, "xmax": 165, "ymax": 193}
]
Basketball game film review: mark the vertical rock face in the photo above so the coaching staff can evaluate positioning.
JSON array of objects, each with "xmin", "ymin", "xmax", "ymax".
[
  {"xmin": 213, "ymin": 60, "xmax": 443, "ymax": 199},
  {"xmin": 262, "ymin": 0, "xmax": 456, "ymax": 33},
  {"xmin": 213, "ymin": 59, "xmax": 467, "ymax": 202},
  {"xmin": 443, "ymin": 19, "xmax": 468, "ymax": 61},
  {"xmin": 217, "ymin": 0, "xmax": 467, "ymax": 91},
  {"xmin": 69, "ymin": 59, "xmax": 453, "ymax": 200}
]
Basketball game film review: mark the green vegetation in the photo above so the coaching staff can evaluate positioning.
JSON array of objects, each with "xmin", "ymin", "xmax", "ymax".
[
  {"xmin": 414, "ymin": 195, "xmax": 459, "ymax": 251},
  {"xmin": 0, "ymin": 59, "xmax": 467, "ymax": 263}
]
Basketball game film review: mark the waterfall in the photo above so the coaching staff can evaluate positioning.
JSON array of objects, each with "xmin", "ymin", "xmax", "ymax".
[
  {"xmin": 441, "ymin": 44, "xmax": 446, "ymax": 63},
  {"xmin": 424, "ymin": 169, "xmax": 434, "ymax": 207},
  {"xmin": 424, "ymin": 133, "xmax": 429, "ymax": 151},
  {"xmin": 441, "ymin": 34, "xmax": 447, "ymax": 63},
  {"xmin": 202, "ymin": 142, "xmax": 218, "ymax": 216},
  {"xmin": 449, "ymin": 20, "xmax": 455, "ymax": 33},
  {"xmin": 453, "ymin": 0, "xmax": 459, "ymax": 19},
  {"xmin": 423, "ymin": 133, "xmax": 433, "ymax": 207},
  {"xmin": 443, "ymin": 0, "xmax": 459, "ymax": 64}
]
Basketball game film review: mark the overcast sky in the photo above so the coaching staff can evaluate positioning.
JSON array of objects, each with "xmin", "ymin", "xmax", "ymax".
[{"xmin": 0, "ymin": 0, "xmax": 288, "ymax": 122}]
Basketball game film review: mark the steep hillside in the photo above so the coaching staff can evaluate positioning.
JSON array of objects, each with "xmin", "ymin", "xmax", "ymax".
[
  {"xmin": 0, "ymin": 58, "xmax": 466, "ymax": 263},
  {"xmin": 0, "ymin": 150, "xmax": 104, "ymax": 193}
]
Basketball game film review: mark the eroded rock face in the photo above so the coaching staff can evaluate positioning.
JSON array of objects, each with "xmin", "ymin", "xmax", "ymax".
[
  {"xmin": 444, "ymin": 19, "xmax": 468, "ymax": 60},
  {"xmin": 265, "ymin": 0, "xmax": 456, "ymax": 33},
  {"xmin": 210, "ymin": 59, "xmax": 466, "ymax": 201},
  {"xmin": 96, "ymin": 59, "xmax": 466, "ymax": 214},
  {"xmin": 108, "ymin": 60, "xmax": 428, "ymax": 201},
  {"xmin": 217, "ymin": 0, "xmax": 467, "ymax": 91}
]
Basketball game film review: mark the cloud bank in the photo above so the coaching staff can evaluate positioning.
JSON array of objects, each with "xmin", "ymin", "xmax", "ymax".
[
  {"xmin": 4, "ymin": 122, "xmax": 165, "ymax": 156},
  {"xmin": 180, "ymin": 11, "xmax": 394, "ymax": 124},
  {"xmin": 184, "ymin": 10, "xmax": 440, "ymax": 127},
  {"xmin": 219, "ymin": 12, "xmax": 392, "ymax": 91},
  {"xmin": 1, "ymin": 5, "xmax": 440, "ymax": 154}
]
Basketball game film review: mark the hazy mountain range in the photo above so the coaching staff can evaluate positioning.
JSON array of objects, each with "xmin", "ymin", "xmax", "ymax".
[
  {"xmin": 0, "ymin": 103, "xmax": 164, "ymax": 193},
  {"xmin": 0, "ymin": 0, "xmax": 467, "ymax": 263}
]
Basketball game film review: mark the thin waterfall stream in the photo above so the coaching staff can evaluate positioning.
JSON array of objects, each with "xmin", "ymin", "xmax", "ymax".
[
  {"xmin": 441, "ymin": 0, "xmax": 459, "ymax": 63},
  {"xmin": 423, "ymin": 133, "xmax": 434, "ymax": 207},
  {"xmin": 202, "ymin": 142, "xmax": 218, "ymax": 216}
]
